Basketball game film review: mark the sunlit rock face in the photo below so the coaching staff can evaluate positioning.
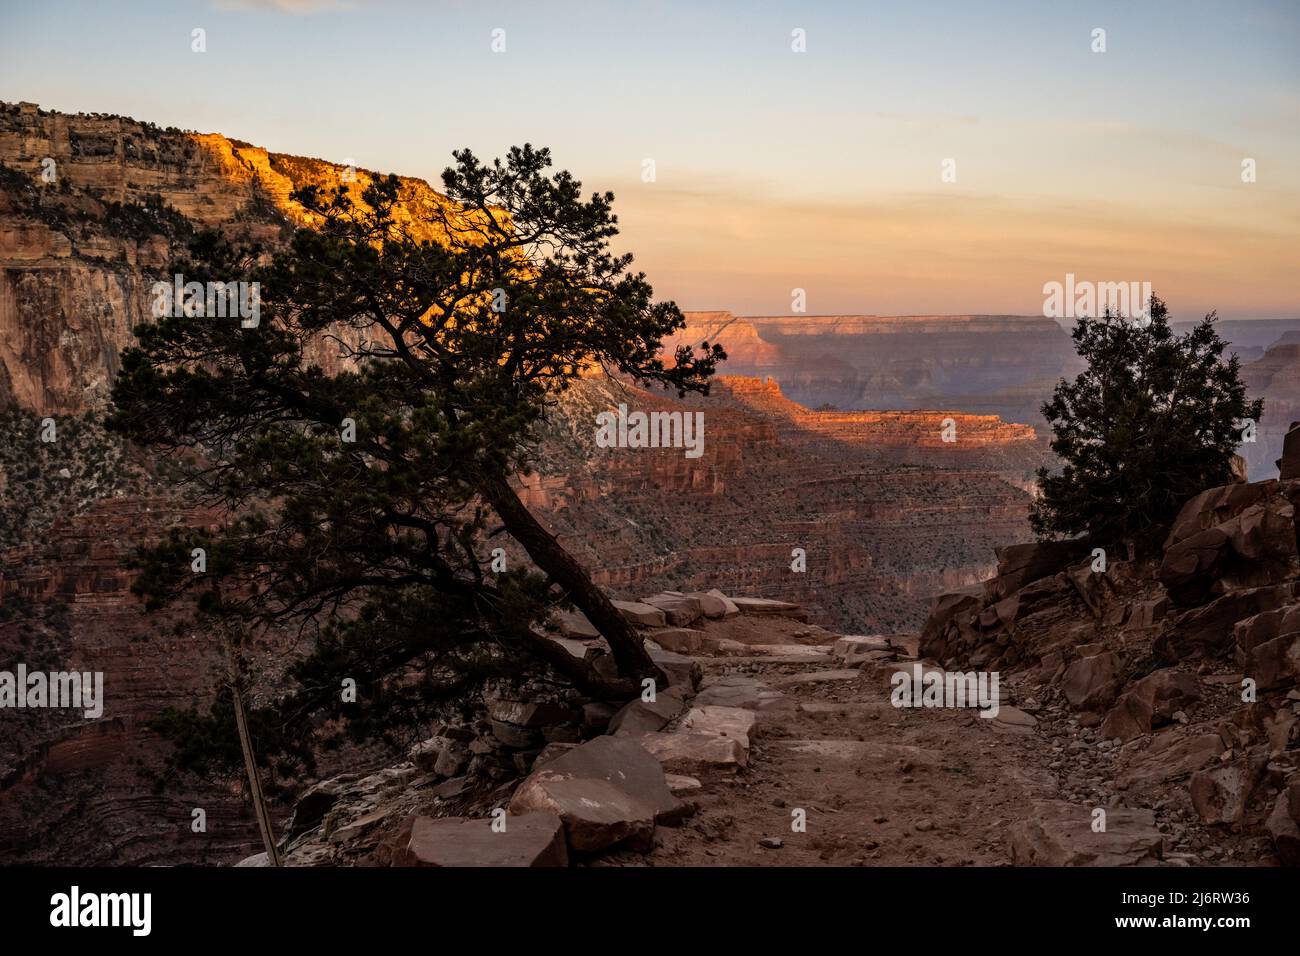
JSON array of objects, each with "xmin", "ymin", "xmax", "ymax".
[{"xmin": 666, "ymin": 312, "xmax": 1085, "ymax": 428}]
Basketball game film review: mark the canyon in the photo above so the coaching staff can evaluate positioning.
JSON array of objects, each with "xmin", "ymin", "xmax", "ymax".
[{"xmin": 1, "ymin": 101, "xmax": 1296, "ymax": 868}]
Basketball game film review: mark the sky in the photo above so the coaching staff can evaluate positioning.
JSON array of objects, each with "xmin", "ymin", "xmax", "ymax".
[{"xmin": 2, "ymin": 0, "xmax": 1297, "ymax": 318}]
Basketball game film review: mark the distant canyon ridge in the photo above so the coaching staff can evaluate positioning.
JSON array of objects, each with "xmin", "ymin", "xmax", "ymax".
[{"xmin": 665, "ymin": 312, "xmax": 1300, "ymax": 482}]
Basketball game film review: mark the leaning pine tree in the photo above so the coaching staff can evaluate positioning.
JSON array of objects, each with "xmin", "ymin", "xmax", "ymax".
[
  {"xmin": 108, "ymin": 146, "xmax": 724, "ymax": 786},
  {"xmin": 1030, "ymin": 294, "xmax": 1261, "ymax": 550}
]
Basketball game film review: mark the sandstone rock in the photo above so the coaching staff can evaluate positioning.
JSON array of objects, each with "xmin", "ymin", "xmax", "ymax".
[
  {"xmin": 693, "ymin": 675, "xmax": 794, "ymax": 715},
  {"xmin": 730, "ymin": 596, "xmax": 809, "ymax": 620},
  {"xmin": 608, "ymin": 684, "xmax": 690, "ymax": 736},
  {"xmin": 637, "ymin": 731, "xmax": 747, "ymax": 775},
  {"xmin": 989, "ymin": 540, "xmax": 1091, "ymax": 600},
  {"xmin": 393, "ymin": 813, "xmax": 568, "ymax": 867},
  {"xmin": 688, "ymin": 589, "xmax": 739, "ymax": 618},
  {"xmin": 553, "ymin": 609, "xmax": 600, "ymax": 639},
  {"xmin": 1010, "ymin": 800, "xmax": 1163, "ymax": 866},
  {"xmin": 489, "ymin": 700, "xmax": 577, "ymax": 728},
  {"xmin": 235, "ymin": 852, "xmax": 269, "ymax": 867},
  {"xmin": 612, "ymin": 600, "xmax": 667, "ymax": 627},
  {"xmin": 1267, "ymin": 795, "xmax": 1300, "ymax": 866},
  {"xmin": 679, "ymin": 705, "xmax": 758, "ymax": 749},
  {"xmin": 664, "ymin": 773, "xmax": 702, "ymax": 794},
  {"xmin": 508, "ymin": 772, "xmax": 655, "ymax": 853},
  {"xmin": 1160, "ymin": 526, "xmax": 1231, "ymax": 604},
  {"xmin": 581, "ymin": 702, "xmax": 618, "ymax": 732},
  {"xmin": 1156, "ymin": 583, "xmax": 1300, "ymax": 662},
  {"xmin": 1165, "ymin": 480, "xmax": 1277, "ymax": 549},
  {"xmin": 919, "ymin": 591, "xmax": 982, "ymax": 659},
  {"xmin": 538, "ymin": 735, "xmax": 686, "ymax": 825},
  {"xmin": 1061, "ymin": 651, "xmax": 1121, "ymax": 712},
  {"xmin": 1234, "ymin": 603, "xmax": 1300, "ymax": 690},
  {"xmin": 1190, "ymin": 755, "xmax": 1266, "ymax": 825},
  {"xmin": 992, "ymin": 705, "xmax": 1037, "ymax": 733},
  {"xmin": 1116, "ymin": 733, "xmax": 1223, "ymax": 789},
  {"xmin": 645, "ymin": 647, "xmax": 702, "ymax": 690},
  {"xmin": 1100, "ymin": 668, "xmax": 1201, "ymax": 741},
  {"xmin": 833, "ymin": 634, "xmax": 892, "ymax": 664},
  {"xmin": 648, "ymin": 628, "xmax": 708, "ymax": 654},
  {"xmin": 638, "ymin": 592, "xmax": 704, "ymax": 626},
  {"xmin": 489, "ymin": 719, "xmax": 542, "ymax": 749}
]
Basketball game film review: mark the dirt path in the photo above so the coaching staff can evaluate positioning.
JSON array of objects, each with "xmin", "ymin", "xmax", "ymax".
[{"xmin": 610, "ymin": 647, "xmax": 1059, "ymax": 866}]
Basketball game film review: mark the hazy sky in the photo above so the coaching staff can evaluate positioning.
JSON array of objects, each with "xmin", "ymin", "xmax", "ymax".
[{"xmin": 2, "ymin": 0, "xmax": 1297, "ymax": 318}]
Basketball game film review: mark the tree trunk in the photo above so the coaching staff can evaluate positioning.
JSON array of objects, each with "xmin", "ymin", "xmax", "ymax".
[
  {"xmin": 225, "ymin": 634, "xmax": 283, "ymax": 867},
  {"xmin": 481, "ymin": 472, "xmax": 664, "ymax": 690}
]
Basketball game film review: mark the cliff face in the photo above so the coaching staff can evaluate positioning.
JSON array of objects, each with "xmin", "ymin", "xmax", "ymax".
[
  {"xmin": 0, "ymin": 101, "xmax": 456, "ymax": 412},
  {"xmin": 1241, "ymin": 334, "xmax": 1300, "ymax": 481}
]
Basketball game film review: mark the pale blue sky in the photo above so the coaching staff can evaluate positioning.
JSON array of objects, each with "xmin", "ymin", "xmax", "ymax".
[{"xmin": 2, "ymin": 0, "xmax": 1297, "ymax": 317}]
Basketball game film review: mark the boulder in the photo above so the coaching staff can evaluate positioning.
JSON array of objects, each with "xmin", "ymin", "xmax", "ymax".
[
  {"xmin": 1116, "ymin": 732, "xmax": 1223, "ymax": 789},
  {"xmin": 612, "ymin": 600, "xmax": 667, "ymax": 627},
  {"xmin": 1061, "ymin": 651, "xmax": 1121, "ymax": 712},
  {"xmin": 1009, "ymin": 801, "xmax": 1163, "ymax": 866},
  {"xmin": 647, "ymin": 647, "xmax": 702, "ymax": 690},
  {"xmin": 1189, "ymin": 750, "xmax": 1267, "ymax": 825},
  {"xmin": 538, "ymin": 735, "xmax": 686, "ymax": 824},
  {"xmin": 688, "ymin": 589, "xmax": 739, "ymax": 618},
  {"xmin": 489, "ymin": 700, "xmax": 577, "ymax": 728},
  {"xmin": 392, "ymin": 813, "xmax": 568, "ymax": 867},
  {"xmin": 1165, "ymin": 480, "xmax": 1277, "ymax": 549},
  {"xmin": 648, "ymin": 628, "xmax": 708, "ymax": 654},
  {"xmin": 919, "ymin": 591, "xmax": 982, "ymax": 659},
  {"xmin": 1155, "ymin": 583, "xmax": 1300, "ymax": 662},
  {"xmin": 1234, "ymin": 603, "xmax": 1300, "ymax": 690},
  {"xmin": 988, "ymin": 540, "xmax": 1091, "ymax": 600},
  {"xmin": 608, "ymin": 684, "xmax": 690, "ymax": 737},
  {"xmin": 1100, "ymin": 668, "xmax": 1201, "ymax": 741},
  {"xmin": 991, "ymin": 705, "xmax": 1038, "ymax": 733},
  {"xmin": 508, "ymin": 772, "xmax": 656, "ymax": 853},
  {"xmin": 638, "ymin": 592, "xmax": 704, "ymax": 626},
  {"xmin": 1159, "ymin": 527, "xmax": 1230, "ymax": 605}
]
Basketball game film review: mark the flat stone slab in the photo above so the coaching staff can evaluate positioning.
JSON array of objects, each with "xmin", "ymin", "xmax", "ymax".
[
  {"xmin": 1010, "ymin": 800, "xmax": 1164, "ymax": 866},
  {"xmin": 647, "ymin": 628, "xmax": 708, "ymax": 654},
  {"xmin": 541, "ymin": 735, "xmax": 684, "ymax": 824},
  {"xmin": 609, "ymin": 684, "xmax": 690, "ymax": 737},
  {"xmin": 833, "ymin": 635, "xmax": 892, "ymax": 660},
  {"xmin": 612, "ymin": 600, "xmax": 667, "ymax": 628},
  {"xmin": 991, "ymin": 705, "xmax": 1038, "ymax": 733},
  {"xmin": 678, "ymin": 705, "xmax": 758, "ymax": 749},
  {"xmin": 638, "ymin": 731, "xmax": 747, "ymax": 775},
  {"xmin": 393, "ymin": 813, "xmax": 568, "ymax": 867},
  {"xmin": 553, "ymin": 609, "xmax": 600, "ymax": 640},
  {"xmin": 730, "ymin": 596, "xmax": 808, "ymax": 620},
  {"xmin": 772, "ymin": 669, "xmax": 862, "ymax": 687},
  {"xmin": 694, "ymin": 675, "xmax": 795, "ymax": 714}
]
